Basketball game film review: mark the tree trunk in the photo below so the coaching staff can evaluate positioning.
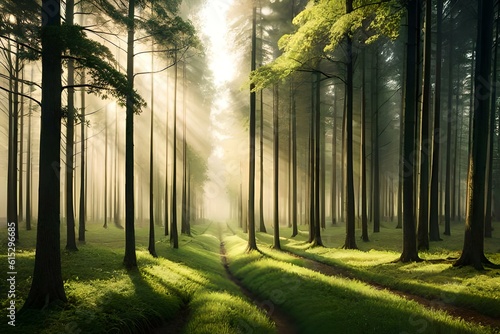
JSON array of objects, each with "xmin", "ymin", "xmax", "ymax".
[
  {"xmin": 343, "ymin": 0, "xmax": 357, "ymax": 249},
  {"xmin": 259, "ymin": 88, "xmax": 267, "ymax": 233},
  {"xmin": 78, "ymin": 8, "xmax": 86, "ymax": 240},
  {"xmin": 454, "ymin": 0, "xmax": 495, "ymax": 270},
  {"xmin": 372, "ymin": 47, "xmax": 380, "ymax": 233},
  {"xmin": 246, "ymin": 6, "xmax": 258, "ymax": 252},
  {"xmin": 291, "ymin": 83, "xmax": 298, "ymax": 237},
  {"xmin": 123, "ymin": 0, "xmax": 138, "ymax": 269},
  {"xmin": 331, "ymin": 88, "xmax": 337, "ymax": 226},
  {"xmin": 170, "ymin": 52, "xmax": 179, "ymax": 249},
  {"xmin": 417, "ymin": 0, "xmax": 431, "ymax": 251},
  {"xmin": 22, "ymin": 0, "xmax": 67, "ymax": 309},
  {"xmin": 361, "ymin": 51, "xmax": 369, "ymax": 242},
  {"xmin": 272, "ymin": 83, "xmax": 281, "ymax": 249},
  {"xmin": 26, "ymin": 67, "xmax": 33, "ymax": 231},
  {"xmin": 65, "ymin": 0, "xmax": 78, "ymax": 251},
  {"xmin": 148, "ymin": 39, "xmax": 157, "ymax": 257},
  {"xmin": 444, "ymin": 6, "xmax": 454, "ymax": 236},
  {"xmin": 429, "ymin": 0, "xmax": 443, "ymax": 242},
  {"xmin": 400, "ymin": 0, "xmax": 422, "ymax": 263}
]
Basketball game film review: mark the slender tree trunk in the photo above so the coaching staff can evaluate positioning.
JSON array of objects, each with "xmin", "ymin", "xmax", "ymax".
[
  {"xmin": 454, "ymin": 0, "xmax": 495, "ymax": 270},
  {"xmin": 26, "ymin": 67, "xmax": 33, "ymax": 231},
  {"xmin": 148, "ymin": 39, "xmax": 157, "ymax": 257},
  {"xmin": 22, "ymin": 0, "xmax": 67, "ymax": 309},
  {"xmin": 246, "ymin": 6, "xmax": 258, "ymax": 251},
  {"xmin": 312, "ymin": 72, "xmax": 323, "ymax": 246},
  {"xmin": 361, "ymin": 51, "xmax": 369, "ymax": 242},
  {"xmin": 272, "ymin": 84, "xmax": 281, "ymax": 249},
  {"xmin": 170, "ymin": 52, "xmax": 179, "ymax": 249},
  {"xmin": 181, "ymin": 62, "xmax": 190, "ymax": 236},
  {"xmin": 400, "ymin": 0, "xmax": 422, "ymax": 263},
  {"xmin": 291, "ymin": 82, "xmax": 298, "ymax": 237},
  {"xmin": 444, "ymin": 7, "xmax": 454, "ymax": 236},
  {"xmin": 372, "ymin": 48, "xmax": 380, "ymax": 232},
  {"xmin": 429, "ymin": 0, "xmax": 443, "ymax": 242},
  {"xmin": 331, "ymin": 88, "xmax": 337, "ymax": 225},
  {"xmin": 123, "ymin": 0, "xmax": 138, "ymax": 268},
  {"xmin": 417, "ymin": 0, "xmax": 431, "ymax": 251},
  {"xmin": 164, "ymin": 71, "xmax": 169, "ymax": 236},
  {"xmin": 485, "ymin": 6, "xmax": 499, "ymax": 238},
  {"xmin": 18, "ymin": 66, "xmax": 24, "ymax": 224},
  {"xmin": 65, "ymin": 0, "xmax": 78, "ymax": 251},
  {"xmin": 78, "ymin": 8, "xmax": 86, "ymax": 240}
]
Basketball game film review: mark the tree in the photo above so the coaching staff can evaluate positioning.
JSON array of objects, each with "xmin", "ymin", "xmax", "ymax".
[
  {"xmin": 417, "ymin": 0, "xmax": 432, "ymax": 251},
  {"xmin": 272, "ymin": 83, "xmax": 281, "ymax": 250},
  {"xmin": 399, "ymin": 0, "xmax": 421, "ymax": 263},
  {"xmin": 64, "ymin": 0, "xmax": 78, "ymax": 252},
  {"xmin": 360, "ymin": 50, "xmax": 369, "ymax": 242},
  {"xmin": 454, "ymin": 0, "xmax": 496, "ymax": 270},
  {"xmin": 429, "ymin": 0, "xmax": 443, "ymax": 242},
  {"xmin": 247, "ymin": 5, "xmax": 258, "ymax": 252},
  {"xmin": 342, "ymin": 0, "xmax": 357, "ymax": 250},
  {"xmin": 22, "ymin": 0, "xmax": 67, "ymax": 309}
]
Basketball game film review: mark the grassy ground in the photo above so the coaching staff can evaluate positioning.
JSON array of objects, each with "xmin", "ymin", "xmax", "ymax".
[
  {"xmin": 1, "ymin": 219, "xmax": 499, "ymax": 333},
  {"xmin": 248, "ymin": 220, "xmax": 500, "ymax": 319},
  {"xmin": 222, "ymin": 222, "xmax": 500, "ymax": 333},
  {"xmin": 0, "ymin": 222, "xmax": 274, "ymax": 334}
]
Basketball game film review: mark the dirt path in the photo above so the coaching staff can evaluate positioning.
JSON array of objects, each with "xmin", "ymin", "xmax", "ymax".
[
  {"xmin": 282, "ymin": 249, "xmax": 500, "ymax": 330},
  {"xmin": 219, "ymin": 241, "xmax": 299, "ymax": 334}
]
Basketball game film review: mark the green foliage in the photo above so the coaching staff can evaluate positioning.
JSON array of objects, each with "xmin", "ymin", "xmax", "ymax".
[
  {"xmin": 250, "ymin": 0, "xmax": 403, "ymax": 90},
  {"xmin": 60, "ymin": 23, "xmax": 146, "ymax": 113}
]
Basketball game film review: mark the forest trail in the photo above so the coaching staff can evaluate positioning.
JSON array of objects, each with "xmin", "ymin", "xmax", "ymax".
[
  {"xmin": 280, "ymin": 249, "xmax": 500, "ymax": 330},
  {"xmin": 218, "ymin": 230, "xmax": 299, "ymax": 334}
]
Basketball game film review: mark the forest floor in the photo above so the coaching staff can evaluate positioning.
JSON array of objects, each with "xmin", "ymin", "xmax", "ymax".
[{"xmin": 1, "ymin": 220, "xmax": 499, "ymax": 333}]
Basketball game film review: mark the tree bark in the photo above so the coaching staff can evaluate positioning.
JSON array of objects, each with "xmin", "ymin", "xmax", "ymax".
[
  {"xmin": 22, "ymin": 0, "xmax": 67, "ymax": 309},
  {"xmin": 246, "ymin": 6, "xmax": 258, "ymax": 252},
  {"xmin": 400, "ymin": 0, "xmax": 422, "ymax": 263},
  {"xmin": 123, "ymin": 0, "xmax": 138, "ymax": 268},
  {"xmin": 417, "ymin": 0, "xmax": 431, "ymax": 251},
  {"xmin": 454, "ymin": 0, "xmax": 495, "ymax": 270},
  {"xmin": 273, "ymin": 83, "xmax": 281, "ymax": 249},
  {"xmin": 429, "ymin": 0, "xmax": 443, "ymax": 242}
]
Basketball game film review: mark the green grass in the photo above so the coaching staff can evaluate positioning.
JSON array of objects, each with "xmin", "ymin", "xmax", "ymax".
[
  {"xmin": 222, "ymin": 225, "xmax": 499, "ymax": 333},
  {"xmin": 257, "ymin": 221, "xmax": 500, "ymax": 319},
  {"xmin": 0, "ymin": 222, "xmax": 274, "ymax": 334}
]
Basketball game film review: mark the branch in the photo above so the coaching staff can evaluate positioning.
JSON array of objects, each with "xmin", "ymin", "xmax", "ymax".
[
  {"xmin": 61, "ymin": 84, "xmax": 109, "ymax": 92},
  {"xmin": 134, "ymin": 62, "xmax": 176, "ymax": 77},
  {"xmin": 0, "ymin": 35, "xmax": 41, "ymax": 54},
  {"xmin": 0, "ymin": 85, "xmax": 41, "ymax": 107}
]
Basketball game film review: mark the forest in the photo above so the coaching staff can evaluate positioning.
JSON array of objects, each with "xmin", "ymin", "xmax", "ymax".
[{"xmin": 0, "ymin": 0, "xmax": 499, "ymax": 333}]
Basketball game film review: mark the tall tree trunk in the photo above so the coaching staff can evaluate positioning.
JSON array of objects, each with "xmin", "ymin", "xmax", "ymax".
[
  {"xmin": 148, "ymin": 39, "xmax": 157, "ymax": 257},
  {"xmin": 291, "ymin": 82, "xmax": 298, "ymax": 237},
  {"xmin": 400, "ymin": 0, "xmax": 422, "ymax": 263},
  {"xmin": 170, "ymin": 52, "xmax": 179, "ymax": 249},
  {"xmin": 26, "ymin": 67, "xmax": 33, "ymax": 231},
  {"xmin": 485, "ymin": 6, "xmax": 499, "ymax": 238},
  {"xmin": 18, "ymin": 66, "xmax": 24, "ymax": 224},
  {"xmin": 331, "ymin": 88, "xmax": 337, "ymax": 225},
  {"xmin": 7, "ymin": 40, "xmax": 19, "ymax": 240},
  {"xmin": 371, "ymin": 47, "xmax": 380, "ymax": 232},
  {"xmin": 22, "ymin": 0, "xmax": 67, "ymax": 309},
  {"xmin": 429, "ymin": 0, "xmax": 443, "ymax": 242},
  {"xmin": 417, "ymin": 0, "xmax": 431, "ymax": 251},
  {"xmin": 259, "ymin": 88, "xmax": 266, "ymax": 232},
  {"xmin": 272, "ymin": 84, "xmax": 281, "ymax": 249},
  {"xmin": 123, "ymin": 0, "xmax": 138, "ymax": 268},
  {"xmin": 181, "ymin": 62, "xmax": 190, "ymax": 236},
  {"xmin": 246, "ymin": 6, "xmax": 258, "ymax": 252},
  {"xmin": 444, "ymin": 6, "xmax": 454, "ymax": 236},
  {"xmin": 454, "ymin": 0, "xmax": 495, "ymax": 270},
  {"xmin": 78, "ymin": 8, "xmax": 86, "ymax": 240},
  {"xmin": 65, "ymin": 0, "xmax": 78, "ymax": 251},
  {"xmin": 343, "ymin": 0, "xmax": 357, "ymax": 249},
  {"xmin": 361, "ymin": 51, "xmax": 369, "ymax": 242},
  {"xmin": 164, "ymin": 71, "xmax": 169, "ymax": 236},
  {"xmin": 313, "ymin": 72, "xmax": 324, "ymax": 246}
]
